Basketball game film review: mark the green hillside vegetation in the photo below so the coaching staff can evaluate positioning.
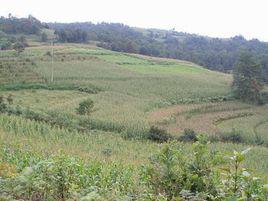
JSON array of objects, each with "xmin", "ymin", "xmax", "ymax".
[
  {"xmin": 0, "ymin": 42, "xmax": 268, "ymax": 200},
  {"xmin": 1, "ymin": 44, "xmax": 268, "ymax": 144}
]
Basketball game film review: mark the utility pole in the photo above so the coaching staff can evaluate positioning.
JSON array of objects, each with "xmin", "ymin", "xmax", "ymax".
[{"xmin": 51, "ymin": 41, "xmax": 54, "ymax": 83}]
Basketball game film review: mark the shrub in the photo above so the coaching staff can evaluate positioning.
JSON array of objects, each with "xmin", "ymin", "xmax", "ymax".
[
  {"xmin": 6, "ymin": 94, "xmax": 13, "ymax": 105},
  {"xmin": 148, "ymin": 137, "xmax": 268, "ymax": 200},
  {"xmin": 45, "ymin": 51, "xmax": 52, "ymax": 57},
  {"xmin": 78, "ymin": 87, "xmax": 100, "ymax": 94},
  {"xmin": 178, "ymin": 128, "xmax": 198, "ymax": 142},
  {"xmin": 148, "ymin": 126, "xmax": 172, "ymax": 142},
  {"xmin": 148, "ymin": 138, "xmax": 222, "ymax": 200},
  {"xmin": 76, "ymin": 99, "xmax": 94, "ymax": 115},
  {"xmin": 221, "ymin": 129, "xmax": 244, "ymax": 143},
  {"xmin": 0, "ymin": 101, "xmax": 7, "ymax": 113}
]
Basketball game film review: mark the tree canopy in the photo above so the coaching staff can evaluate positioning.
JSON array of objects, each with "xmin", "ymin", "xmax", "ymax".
[
  {"xmin": 232, "ymin": 53, "xmax": 263, "ymax": 104},
  {"xmin": 0, "ymin": 14, "xmax": 45, "ymax": 35}
]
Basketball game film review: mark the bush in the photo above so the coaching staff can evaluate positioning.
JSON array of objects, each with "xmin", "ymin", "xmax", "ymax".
[
  {"xmin": 6, "ymin": 94, "xmax": 13, "ymax": 105},
  {"xmin": 148, "ymin": 138, "xmax": 222, "ymax": 199},
  {"xmin": 148, "ymin": 126, "xmax": 172, "ymax": 142},
  {"xmin": 45, "ymin": 51, "xmax": 52, "ymax": 57},
  {"xmin": 148, "ymin": 138, "xmax": 268, "ymax": 200},
  {"xmin": 0, "ymin": 96, "xmax": 4, "ymax": 103},
  {"xmin": 0, "ymin": 97, "xmax": 7, "ymax": 113},
  {"xmin": 78, "ymin": 87, "xmax": 100, "ymax": 94},
  {"xmin": 76, "ymin": 99, "xmax": 94, "ymax": 115},
  {"xmin": 178, "ymin": 128, "xmax": 198, "ymax": 142},
  {"xmin": 221, "ymin": 129, "xmax": 244, "ymax": 143}
]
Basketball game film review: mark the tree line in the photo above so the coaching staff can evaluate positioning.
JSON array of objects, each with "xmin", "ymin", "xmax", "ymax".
[
  {"xmin": 0, "ymin": 15, "xmax": 48, "ymax": 51},
  {"xmin": 0, "ymin": 14, "xmax": 45, "ymax": 35}
]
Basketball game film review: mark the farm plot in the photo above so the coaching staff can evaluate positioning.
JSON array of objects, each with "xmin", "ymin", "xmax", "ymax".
[
  {"xmin": 150, "ymin": 101, "xmax": 268, "ymax": 145},
  {"xmin": 0, "ymin": 114, "xmax": 267, "ymax": 179}
]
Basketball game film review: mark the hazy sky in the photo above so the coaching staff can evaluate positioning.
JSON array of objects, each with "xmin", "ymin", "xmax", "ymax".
[{"xmin": 1, "ymin": 0, "xmax": 268, "ymax": 41}]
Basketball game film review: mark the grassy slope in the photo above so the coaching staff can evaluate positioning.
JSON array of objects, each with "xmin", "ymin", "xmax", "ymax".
[
  {"xmin": 0, "ymin": 44, "xmax": 231, "ymax": 135},
  {"xmin": 0, "ymin": 43, "xmax": 267, "ymax": 179}
]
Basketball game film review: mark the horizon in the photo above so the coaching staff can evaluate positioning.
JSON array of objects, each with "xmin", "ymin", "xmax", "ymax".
[
  {"xmin": 1, "ymin": 13, "xmax": 267, "ymax": 43},
  {"xmin": 1, "ymin": 0, "xmax": 268, "ymax": 42}
]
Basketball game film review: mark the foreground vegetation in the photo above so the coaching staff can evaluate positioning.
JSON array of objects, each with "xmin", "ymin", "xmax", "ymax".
[{"xmin": 0, "ymin": 116, "xmax": 267, "ymax": 200}]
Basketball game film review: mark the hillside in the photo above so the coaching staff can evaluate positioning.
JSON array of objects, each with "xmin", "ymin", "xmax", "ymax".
[
  {"xmin": 48, "ymin": 21, "xmax": 268, "ymax": 79},
  {"xmin": 0, "ymin": 42, "xmax": 268, "ymax": 199},
  {"xmin": 1, "ymin": 43, "xmax": 268, "ymax": 145},
  {"xmin": 1, "ymin": 14, "xmax": 268, "ymax": 78}
]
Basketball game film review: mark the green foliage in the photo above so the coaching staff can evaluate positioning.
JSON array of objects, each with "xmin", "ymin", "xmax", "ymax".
[
  {"xmin": 221, "ymin": 129, "xmax": 244, "ymax": 144},
  {"xmin": 148, "ymin": 126, "xmax": 172, "ymax": 142},
  {"xmin": 0, "ymin": 31, "xmax": 15, "ymax": 50},
  {"xmin": 0, "ymin": 151, "xmax": 139, "ymax": 200},
  {"xmin": 55, "ymin": 29, "xmax": 88, "ymax": 43},
  {"xmin": 232, "ymin": 53, "xmax": 263, "ymax": 104},
  {"xmin": 40, "ymin": 32, "xmax": 48, "ymax": 42},
  {"xmin": 0, "ymin": 114, "xmax": 267, "ymax": 200},
  {"xmin": 0, "ymin": 83, "xmax": 101, "ymax": 94},
  {"xmin": 178, "ymin": 128, "xmax": 198, "ymax": 142},
  {"xmin": 0, "ymin": 14, "xmax": 43, "ymax": 35},
  {"xmin": 6, "ymin": 94, "xmax": 13, "ymax": 105},
  {"xmin": 45, "ymin": 50, "xmax": 51, "ymax": 56},
  {"xmin": 221, "ymin": 148, "xmax": 268, "ymax": 200},
  {"xmin": 148, "ymin": 138, "xmax": 268, "ymax": 200},
  {"xmin": 76, "ymin": 99, "xmax": 94, "ymax": 115},
  {"xmin": 148, "ymin": 138, "xmax": 222, "ymax": 200},
  {"xmin": 0, "ymin": 100, "xmax": 7, "ymax": 113},
  {"xmin": 13, "ymin": 41, "xmax": 25, "ymax": 54}
]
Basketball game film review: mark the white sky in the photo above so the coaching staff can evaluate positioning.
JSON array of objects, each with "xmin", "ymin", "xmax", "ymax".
[{"xmin": 1, "ymin": 0, "xmax": 268, "ymax": 41}]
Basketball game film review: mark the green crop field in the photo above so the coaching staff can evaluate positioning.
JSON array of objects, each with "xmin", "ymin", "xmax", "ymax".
[{"xmin": 0, "ymin": 43, "xmax": 268, "ymax": 200}]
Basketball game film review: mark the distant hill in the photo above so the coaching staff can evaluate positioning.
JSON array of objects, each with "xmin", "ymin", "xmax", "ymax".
[
  {"xmin": 48, "ymin": 22, "xmax": 268, "ymax": 80},
  {"xmin": 1, "ymin": 15, "xmax": 268, "ymax": 81}
]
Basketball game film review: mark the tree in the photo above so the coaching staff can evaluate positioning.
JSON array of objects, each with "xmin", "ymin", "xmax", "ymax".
[
  {"xmin": 17, "ymin": 36, "xmax": 28, "ymax": 46},
  {"xmin": 232, "ymin": 52, "xmax": 263, "ymax": 104},
  {"xmin": 13, "ymin": 41, "xmax": 25, "ymax": 55},
  {"xmin": 76, "ymin": 99, "xmax": 94, "ymax": 115},
  {"xmin": 41, "ymin": 32, "xmax": 48, "ymax": 42}
]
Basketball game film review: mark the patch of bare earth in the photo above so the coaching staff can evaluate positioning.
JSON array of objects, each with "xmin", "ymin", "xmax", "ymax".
[{"xmin": 148, "ymin": 101, "xmax": 255, "ymax": 136}]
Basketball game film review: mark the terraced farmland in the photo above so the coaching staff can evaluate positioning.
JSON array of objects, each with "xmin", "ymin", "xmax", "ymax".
[
  {"xmin": 149, "ymin": 101, "xmax": 268, "ymax": 145},
  {"xmin": 1, "ymin": 44, "xmax": 268, "ymax": 144},
  {"xmin": 0, "ymin": 43, "xmax": 268, "ymax": 197},
  {"xmin": 0, "ymin": 57, "xmax": 44, "ymax": 84}
]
